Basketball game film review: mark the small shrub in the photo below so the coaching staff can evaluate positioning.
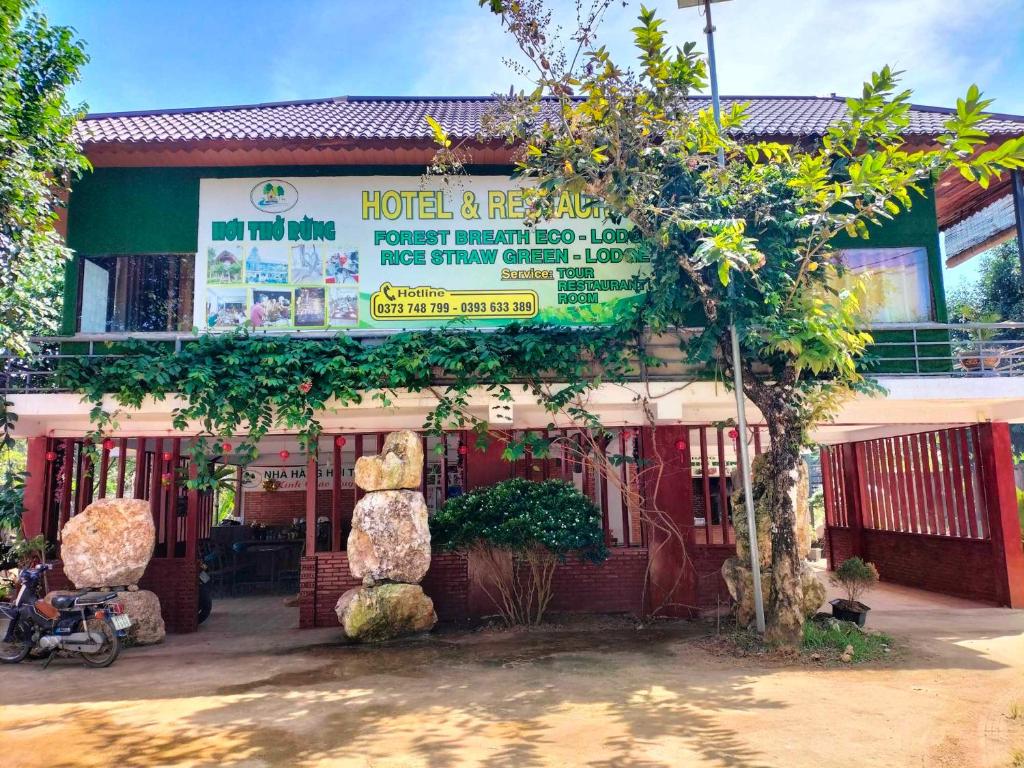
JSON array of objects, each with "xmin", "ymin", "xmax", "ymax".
[
  {"xmin": 830, "ymin": 557, "xmax": 879, "ymax": 606},
  {"xmin": 432, "ymin": 478, "xmax": 608, "ymax": 625}
]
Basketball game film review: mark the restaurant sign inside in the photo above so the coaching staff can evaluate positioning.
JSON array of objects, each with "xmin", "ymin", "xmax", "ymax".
[{"xmin": 195, "ymin": 176, "xmax": 651, "ymax": 330}]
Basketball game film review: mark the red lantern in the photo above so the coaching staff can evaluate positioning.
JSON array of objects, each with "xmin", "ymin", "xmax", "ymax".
[
  {"xmin": 674, "ymin": 439, "xmax": 686, "ymax": 452},
  {"xmin": 45, "ymin": 451, "xmax": 58, "ymax": 462},
  {"xmin": 335, "ymin": 436, "xmax": 347, "ymax": 447},
  {"xmin": 622, "ymin": 430, "xmax": 633, "ymax": 441},
  {"xmin": 162, "ymin": 451, "xmax": 173, "ymax": 462},
  {"xmin": 279, "ymin": 449, "xmax": 291, "ymax": 460},
  {"xmin": 102, "ymin": 438, "xmax": 115, "ymax": 451},
  {"xmin": 458, "ymin": 444, "xmax": 469, "ymax": 456},
  {"xmin": 728, "ymin": 428, "xmax": 739, "ymax": 440},
  {"xmin": 221, "ymin": 442, "xmax": 232, "ymax": 453}
]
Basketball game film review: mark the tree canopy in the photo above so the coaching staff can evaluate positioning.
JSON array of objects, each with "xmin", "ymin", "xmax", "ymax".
[
  {"xmin": 445, "ymin": 0, "xmax": 1024, "ymax": 645},
  {"xmin": 0, "ymin": 0, "xmax": 88, "ymax": 359}
]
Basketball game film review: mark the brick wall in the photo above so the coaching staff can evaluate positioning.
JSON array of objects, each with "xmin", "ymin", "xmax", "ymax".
[
  {"xmin": 862, "ymin": 530, "xmax": 1000, "ymax": 603},
  {"xmin": 421, "ymin": 553, "xmax": 471, "ymax": 621},
  {"xmin": 44, "ymin": 558, "xmax": 198, "ymax": 634},
  {"xmin": 243, "ymin": 488, "xmax": 352, "ymax": 528},
  {"xmin": 826, "ymin": 526, "xmax": 855, "ymax": 569},
  {"xmin": 547, "ymin": 548, "xmax": 649, "ymax": 614},
  {"xmin": 300, "ymin": 547, "xmax": 656, "ymax": 628},
  {"xmin": 691, "ymin": 545, "xmax": 736, "ymax": 611}
]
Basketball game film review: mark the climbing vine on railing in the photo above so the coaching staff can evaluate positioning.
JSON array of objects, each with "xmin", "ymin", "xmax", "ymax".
[{"xmin": 58, "ymin": 321, "xmax": 650, "ymax": 489}]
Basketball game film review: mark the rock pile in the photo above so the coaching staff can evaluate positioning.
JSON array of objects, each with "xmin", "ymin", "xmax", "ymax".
[
  {"xmin": 59, "ymin": 497, "xmax": 165, "ymax": 645},
  {"xmin": 336, "ymin": 430, "xmax": 437, "ymax": 642},
  {"xmin": 721, "ymin": 456, "xmax": 826, "ymax": 629}
]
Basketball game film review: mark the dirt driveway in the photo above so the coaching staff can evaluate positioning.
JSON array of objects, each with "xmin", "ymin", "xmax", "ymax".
[{"xmin": 2, "ymin": 580, "xmax": 1022, "ymax": 768}]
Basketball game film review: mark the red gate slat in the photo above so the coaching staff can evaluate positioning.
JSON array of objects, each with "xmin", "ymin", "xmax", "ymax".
[
  {"xmin": 959, "ymin": 427, "xmax": 980, "ymax": 538},
  {"xmin": 926, "ymin": 431, "xmax": 948, "ymax": 535},
  {"xmin": 716, "ymin": 427, "xmax": 728, "ymax": 545},
  {"xmin": 97, "ymin": 444, "xmax": 110, "ymax": 500},
  {"xmin": 699, "ymin": 427, "xmax": 711, "ymax": 543},
  {"xmin": 917, "ymin": 434, "xmax": 933, "ymax": 536},
  {"xmin": 921, "ymin": 434, "xmax": 937, "ymax": 536},
  {"xmin": 115, "ymin": 438, "xmax": 128, "ymax": 498},
  {"xmin": 969, "ymin": 425, "xmax": 990, "ymax": 539}
]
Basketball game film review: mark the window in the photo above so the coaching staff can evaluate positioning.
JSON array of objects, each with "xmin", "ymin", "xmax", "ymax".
[
  {"xmin": 835, "ymin": 247, "xmax": 933, "ymax": 323},
  {"xmin": 77, "ymin": 255, "xmax": 195, "ymax": 333}
]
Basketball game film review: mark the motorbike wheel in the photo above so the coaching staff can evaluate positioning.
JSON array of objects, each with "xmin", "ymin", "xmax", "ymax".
[
  {"xmin": 197, "ymin": 582, "xmax": 213, "ymax": 625},
  {"xmin": 79, "ymin": 619, "xmax": 120, "ymax": 668},
  {"xmin": 0, "ymin": 620, "xmax": 31, "ymax": 664}
]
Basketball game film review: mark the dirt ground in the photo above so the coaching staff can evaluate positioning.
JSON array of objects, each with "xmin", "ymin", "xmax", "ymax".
[{"xmin": 2, "ymin": 577, "xmax": 1023, "ymax": 768}]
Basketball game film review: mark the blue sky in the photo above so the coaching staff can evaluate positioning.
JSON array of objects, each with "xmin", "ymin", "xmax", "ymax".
[{"xmin": 38, "ymin": 0, "xmax": 1024, "ymax": 291}]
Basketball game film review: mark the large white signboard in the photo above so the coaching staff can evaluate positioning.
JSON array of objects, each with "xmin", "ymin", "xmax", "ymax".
[{"xmin": 195, "ymin": 176, "xmax": 650, "ymax": 330}]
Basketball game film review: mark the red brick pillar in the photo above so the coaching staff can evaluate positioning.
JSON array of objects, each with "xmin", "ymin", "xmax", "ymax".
[
  {"xmin": 641, "ymin": 425, "xmax": 695, "ymax": 617},
  {"xmin": 22, "ymin": 437, "xmax": 50, "ymax": 538},
  {"xmin": 976, "ymin": 422, "xmax": 1024, "ymax": 608}
]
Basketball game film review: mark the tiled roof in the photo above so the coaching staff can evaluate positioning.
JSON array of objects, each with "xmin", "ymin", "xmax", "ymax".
[{"xmin": 75, "ymin": 95, "xmax": 1024, "ymax": 146}]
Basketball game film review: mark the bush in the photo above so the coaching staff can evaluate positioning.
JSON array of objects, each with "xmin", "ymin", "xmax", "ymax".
[
  {"xmin": 830, "ymin": 557, "xmax": 879, "ymax": 606},
  {"xmin": 432, "ymin": 478, "xmax": 608, "ymax": 625}
]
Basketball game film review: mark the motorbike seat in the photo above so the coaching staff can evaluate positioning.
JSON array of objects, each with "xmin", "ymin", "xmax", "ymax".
[
  {"xmin": 74, "ymin": 592, "xmax": 118, "ymax": 605},
  {"xmin": 50, "ymin": 595, "xmax": 77, "ymax": 609}
]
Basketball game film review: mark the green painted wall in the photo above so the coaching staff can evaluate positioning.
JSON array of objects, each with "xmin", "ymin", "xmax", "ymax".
[{"xmin": 62, "ymin": 165, "xmax": 948, "ymax": 337}]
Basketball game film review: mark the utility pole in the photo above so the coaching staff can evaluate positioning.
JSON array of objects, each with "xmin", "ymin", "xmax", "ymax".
[{"xmin": 678, "ymin": 0, "xmax": 766, "ymax": 634}]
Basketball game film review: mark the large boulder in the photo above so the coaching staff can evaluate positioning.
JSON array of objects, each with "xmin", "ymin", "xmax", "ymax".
[
  {"xmin": 348, "ymin": 490, "xmax": 431, "ymax": 584},
  {"xmin": 61, "ymin": 498, "xmax": 155, "ymax": 588},
  {"xmin": 335, "ymin": 583, "xmax": 436, "ymax": 642},
  {"xmin": 353, "ymin": 430, "xmax": 423, "ymax": 491},
  {"xmin": 115, "ymin": 589, "xmax": 165, "ymax": 645},
  {"xmin": 722, "ymin": 558, "xmax": 827, "ymax": 629}
]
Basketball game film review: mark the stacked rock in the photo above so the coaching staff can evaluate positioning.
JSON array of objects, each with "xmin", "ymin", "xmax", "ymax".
[
  {"xmin": 335, "ymin": 430, "xmax": 437, "ymax": 642},
  {"xmin": 57, "ymin": 497, "xmax": 166, "ymax": 645}
]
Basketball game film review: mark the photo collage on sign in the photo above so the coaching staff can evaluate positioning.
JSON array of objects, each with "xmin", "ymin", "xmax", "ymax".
[{"xmin": 204, "ymin": 243, "xmax": 360, "ymax": 329}]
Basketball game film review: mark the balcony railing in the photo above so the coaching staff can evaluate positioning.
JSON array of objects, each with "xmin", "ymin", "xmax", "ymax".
[{"xmin": 2, "ymin": 322, "xmax": 1023, "ymax": 395}]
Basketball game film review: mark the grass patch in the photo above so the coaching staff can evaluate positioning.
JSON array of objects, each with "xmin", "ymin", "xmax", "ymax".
[
  {"xmin": 698, "ymin": 617, "xmax": 896, "ymax": 666},
  {"xmin": 1008, "ymin": 702, "xmax": 1024, "ymax": 720},
  {"xmin": 1011, "ymin": 749, "xmax": 1024, "ymax": 768},
  {"xmin": 802, "ymin": 620, "xmax": 892, "ymax": 663}
]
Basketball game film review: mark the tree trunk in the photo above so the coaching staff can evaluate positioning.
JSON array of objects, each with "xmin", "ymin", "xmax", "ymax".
[{"xmin": 746, "ymin": 385, "xmax": 806, "ymax": 649}]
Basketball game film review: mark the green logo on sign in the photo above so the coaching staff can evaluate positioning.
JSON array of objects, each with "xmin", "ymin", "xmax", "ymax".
[{"xmin": 250, "ymin": 179, "xmax": 298, "ymax": 214}]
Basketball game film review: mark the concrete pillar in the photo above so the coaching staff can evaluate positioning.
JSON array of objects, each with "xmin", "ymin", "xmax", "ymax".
[{"xmin": 641, "ymin": 425, "xmax": 696, "ymax": 617}]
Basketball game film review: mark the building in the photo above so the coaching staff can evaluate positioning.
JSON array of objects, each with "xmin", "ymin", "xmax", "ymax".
[{"xmin": 6, "ymin": 95, "xmax": 1024, "ymax": 632}]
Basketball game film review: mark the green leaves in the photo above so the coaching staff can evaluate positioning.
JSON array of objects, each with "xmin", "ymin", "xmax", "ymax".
[
  {"xmin": 63, "ymin": 323, "xmax": 637, "ymax": 489},
  {"xmin": 1, "ymin": 1, "xmax": 89, "ymax": 359},
  {"xmin": 431, "ymin": 477, "xmax": 608, "ymax": 564}
]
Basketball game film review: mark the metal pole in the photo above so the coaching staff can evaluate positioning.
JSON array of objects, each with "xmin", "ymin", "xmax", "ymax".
[{"xmin": 703, "ymin": 0, "xmax": 766, "ymax": 633}]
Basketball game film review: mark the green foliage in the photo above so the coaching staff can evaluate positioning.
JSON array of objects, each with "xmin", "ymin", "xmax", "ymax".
[
  {"xmin": 0, "ymin": 440, "xmax": 27, "ymax": 531},
  {"xmin": 59, "ymin": 324, "xmax": 637, "ymax": 488},
  {"xmin": 802, "ymin": 619, "xmax": 892, "ymax": 663},
  {"xmin": 0, "ymin": 0, "xmax": 89, "ymax": 358},
  {"xmin": 468, "ymin": 3, "xmax": 1024, "ymax": 448},
  {"xmin": 460, "ymin": 0, "xmax": 1022, "ymax": 645},
  {"xmin": 1016, "ymin": 488, "xmax": 1023, "ymax": 547},
  {"xmin": 431, "ymin": 478, "xmax": 608, "ymax": 563},
  {"xmin": 830, "ymin": 556, "xmax": 880, "ymax": 605},
  {"xmin": 948, "ymin": 241, "xmax": 1024, "ymax": 328}
]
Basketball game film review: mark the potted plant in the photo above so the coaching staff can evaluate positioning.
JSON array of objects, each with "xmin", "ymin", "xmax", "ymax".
[
  {"xmin": 954, "ymin": 307, "xmax": 1002, "ymax": 372},
  {"xmin": 829, "ymin": 556, "xmax": 879, "ymax": 627}
]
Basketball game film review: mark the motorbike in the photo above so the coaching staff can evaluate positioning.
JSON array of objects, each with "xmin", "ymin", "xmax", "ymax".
[{"xmin": 0, "ymin": 563, "xmax": 130, "ymax": 667}]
